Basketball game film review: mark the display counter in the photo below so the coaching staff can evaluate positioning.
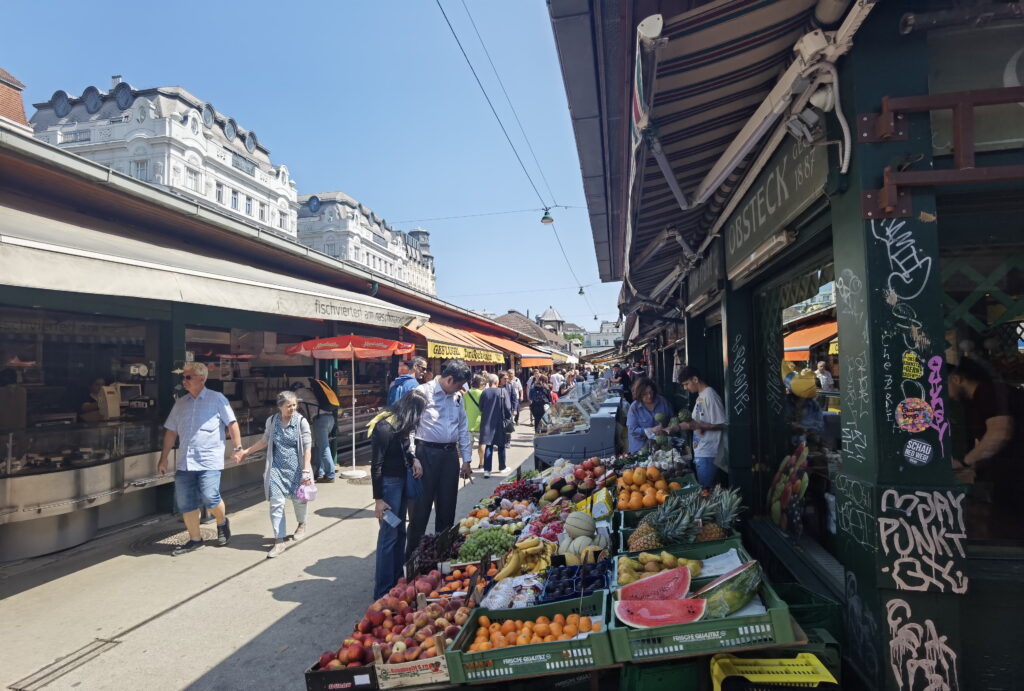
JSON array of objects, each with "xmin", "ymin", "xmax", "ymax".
[{"xmin": 533, "ymin": 382, "xmax": 618, "ymax": 467}]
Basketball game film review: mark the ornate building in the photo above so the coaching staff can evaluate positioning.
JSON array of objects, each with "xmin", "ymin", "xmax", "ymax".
[
  {"xmin": 29, "ymin": 77, "xmax": 298, "ymax": 236},
  {"xmin": 581, "ymin": 320, "xmax": 623, "ymax": 355},
  {"xmin": 297, "ymin": 192, "xmax": 436, "ymax": 295}
]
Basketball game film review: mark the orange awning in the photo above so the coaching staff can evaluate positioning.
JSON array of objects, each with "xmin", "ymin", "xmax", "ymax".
[
  {"xmin": 783, "ymin": 321, "xmax": 838, "ymax": 361},
  {"xmin": 470, "ymin": 332, "xmax": 553, "ymax": 366},
  {"xmin": 404, "ymin": 323, "xmax": 505, "ymax": 364}
]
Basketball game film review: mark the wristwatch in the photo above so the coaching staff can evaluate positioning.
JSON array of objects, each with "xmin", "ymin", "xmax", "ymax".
[{"xmin": 233, "ymin": 445, "xmax": 244, "ymax": 452}]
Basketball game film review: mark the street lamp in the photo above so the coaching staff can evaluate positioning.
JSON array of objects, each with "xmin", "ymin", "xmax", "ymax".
[{"xmin": 540, "ymin": 208, "xmax": 554, "ymax": 224}]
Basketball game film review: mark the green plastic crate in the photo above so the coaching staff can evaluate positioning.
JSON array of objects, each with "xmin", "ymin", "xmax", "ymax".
[
  {"xmin": 445, "ymin": 592, "xmax": 614, "ymax": 684},
  {"xmin": 619, "ymin": 657, "xmax": 701, "ymax": 690},
  {"xmin": 608, "ymin": 574, "xmax": 796, "ymax": 663},
  {"xmin": 617, "ymin": 526, "xmax": 740, "ymax": 555},
  {"xmin": 771, "ymin": 583, "xmax": 843, "ymax": 646},
  {"xmin": 612, "ymin": 537, "xmax": 745, "ymax": 589}
]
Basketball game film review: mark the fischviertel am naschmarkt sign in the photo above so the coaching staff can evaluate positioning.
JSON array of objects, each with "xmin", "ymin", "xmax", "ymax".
[
  {"xmin": 688, "ymin": 237, "xmax": 723, "ymax": 303},
  {"xmin": 724, "ymin": 136, "xmax": 828, "ymax": 274}
]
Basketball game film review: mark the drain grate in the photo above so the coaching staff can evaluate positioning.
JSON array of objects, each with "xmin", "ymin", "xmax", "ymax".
[{"xmin": 128, "ymin": 525, "xmax": 220, "ymax": 555}]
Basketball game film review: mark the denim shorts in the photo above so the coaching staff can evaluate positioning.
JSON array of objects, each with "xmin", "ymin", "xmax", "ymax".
[{"xmin": 174, "ymin": 469, "xmax": 223, "ymax": 512}]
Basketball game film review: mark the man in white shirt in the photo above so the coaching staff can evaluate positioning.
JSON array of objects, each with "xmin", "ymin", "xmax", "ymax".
[
  {"xmin": 678, "ymin": 365, "xmax": 727, "ymax": 489},
  {"xmin": 815, "ymin": 361, "xmax": 835, "ymax": 391},
  {"xmin": 405, "ymin": 359, "xmax": 473, "ymax": 560},
  {"xmin": 549, "ymin": 368, "xmax": 565, "ymax": 392}
]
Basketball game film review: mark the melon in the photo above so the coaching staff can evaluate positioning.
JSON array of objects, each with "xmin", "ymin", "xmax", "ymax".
[
  {"xmin": 568, "ymin": 535, "xmax": 594, "ymax": 555},
  {"xmin": 564, "ymin": 512, "xmax": 597, "ymax": 539},
  {"xmin": 620, "ymin": 565, "xmax": 691, "ymax": 600},
  {"xmin": 693, "ymin": 560, "xmax": 762, "ymax": 618},
  {"xmin": 615, "ymin": 599, "xmax": 706, "ymax": 628}
]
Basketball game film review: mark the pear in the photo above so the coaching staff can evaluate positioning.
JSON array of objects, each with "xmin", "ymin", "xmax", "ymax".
[
  {"xmin": 618, "ymin": 571, "xmax": 638, "ymax": 585},
  {"xmin": 660, "ymin": 551, "xmax": 678, "ymax": 568},
  {"xmin": 685, "ymin": 560, "xmax": 703, "ymax": 578},
  {"xmin": 637, "ymin": 552, "xmax": 661, "ymax": 565},
  {"xmin": 622, "ymin": 557, "xmax": 642, "ymax": 570}
]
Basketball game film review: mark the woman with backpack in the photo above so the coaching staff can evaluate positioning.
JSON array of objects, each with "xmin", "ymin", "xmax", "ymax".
[
  {"xmin": 366, "ymin": 389, "xmax": 429, "ymax": 598},
  {"xmin": 529, "ymin": 374, "xmax": 552, "ymax": 435}
]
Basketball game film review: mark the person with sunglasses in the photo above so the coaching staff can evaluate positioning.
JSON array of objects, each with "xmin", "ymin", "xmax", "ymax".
[
  {"xmin": 158, "ymin": 362, "xmax": 243, "ymax": 555},
  {"xmin": 387, "ymin": 356, "xmax": 428, "ymax": 406}
]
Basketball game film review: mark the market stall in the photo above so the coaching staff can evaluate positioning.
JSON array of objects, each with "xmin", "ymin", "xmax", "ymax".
[
  {"xmin": 532, "ymin": 379, "xmax": 619, "ymax": 468},
  {"xmin": 303, "ymin": 450, "xmax": 840, "ymax": 690}
]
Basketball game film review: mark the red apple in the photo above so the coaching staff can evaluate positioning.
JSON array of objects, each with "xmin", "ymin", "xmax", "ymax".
[
  {"xmin": 347, "ymin": 643, "xmax": 365, "ymax": 665},
  {"xmin": 318, "ymin": 652, "xmax": 336, "ymax": 668},
  {"xmin": 404, "ymin": 585, "xmax": 416, "ymax": 603},
  {"xmin": 326, "ymin": 659, "xmax": 344, "ymax": 670},
  {"xmin": 387, "ymin": 652, "xmax": 406, "ymax": 664},
  {"xmin": 366, "ymin": 609, "xmax": 385, "ymax": 627},
  {"xmin": 356, "ymin": 619, "xmax": 371, "ymax": 634},
  {"xmin": 582, "ymin": 459, "xmax": 595, "ymax": 471},
  {"xmin": 574, "ymin": 467, "xmax": 587, "ymax": 481},
  {"xmin": 372, "ymin": 626, "xmax": 385, "ymax": 639},
  {"xmin": 392, "ymin": 641, "xmax": 407, "ymax": 654},
  {"xmin": 347, "ymin": 662, "xmax": 362, "ymax": 668},
  {"xmin": 336, "ymin": 649, "xmax": 350, "ymax": 665}
]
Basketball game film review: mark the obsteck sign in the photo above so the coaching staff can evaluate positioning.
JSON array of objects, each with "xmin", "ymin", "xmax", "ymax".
[{"xmin": 724, "ymin": 137, "xmax": 828, "ymax": 274}]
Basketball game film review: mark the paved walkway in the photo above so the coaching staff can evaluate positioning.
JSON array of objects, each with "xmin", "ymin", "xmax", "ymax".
[{"xmin": 0, "ymin": 426, "xmax": 537, "ymax": 690}]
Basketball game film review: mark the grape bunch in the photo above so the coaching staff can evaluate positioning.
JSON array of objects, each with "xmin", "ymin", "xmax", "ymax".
[
  {"xmin": 457, "ymin": 527, "xmax": 516, "ymax": 563},
  {"xmin": 493, "ymin": 479, "xmax": 539, "ymax": 502}
]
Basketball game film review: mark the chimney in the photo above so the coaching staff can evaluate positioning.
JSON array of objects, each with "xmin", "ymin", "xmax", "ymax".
[
  {"xmin": 111, "ymin": 75, "xmax": 122, "ymax": 88},
  {"xmin": 0, "ymin": 68, "xmax": 30, "ymax": 129}
]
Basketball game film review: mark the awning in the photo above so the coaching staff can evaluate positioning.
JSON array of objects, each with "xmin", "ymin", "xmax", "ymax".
[
  {"xmin": 404, "ymin": 322, "xmax": 505, "ymax": 364},
  {"xmin": 284, "ymin": 335, "xmax": 415, "ymax": 359},
  {"xmin": 784, "ymin": 321, "xmax": 838, "ymax": 361},
  {"xmin": 470, "ymin": 332, "xmax": 553, "ymax": 367},
  {"xmin": 0, "ymin": 205, "xmax": 426, "ymax": 329}
]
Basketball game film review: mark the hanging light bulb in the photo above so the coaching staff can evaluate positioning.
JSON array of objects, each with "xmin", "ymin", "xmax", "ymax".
[
  {"xmin": 593, "ymin": 315, "xmax": 598, "ymax": 320},
  {"xmin": 578, "ymin": 286, "xmax": 585, "ymax": 295},
  {"xmin": 540, "ymin": 208, "xmax": 554, "ymax": 224}
]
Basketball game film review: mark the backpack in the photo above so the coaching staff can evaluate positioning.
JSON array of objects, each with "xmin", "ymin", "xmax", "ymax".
[{"xmin": 310, "ymin": 378, "xmax": 340, "ymax": 412}]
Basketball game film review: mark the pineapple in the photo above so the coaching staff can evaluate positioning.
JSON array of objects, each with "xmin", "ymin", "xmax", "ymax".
[
  {"xmin": 627, "ymin": 518, "xmax": 660, "ymax": 552},
  {"xmin": 696, "ymin": 487, "xmax": 743, "ymax": 542},
  {"xmin": 627, "ymin": 495, "xmax": 700, "ymax": 551}
]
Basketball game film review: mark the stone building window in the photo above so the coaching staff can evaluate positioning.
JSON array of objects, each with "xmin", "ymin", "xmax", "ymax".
[
  {"xmin": 231, "ymin": 190, "xmax": 239, "ymax": 210},
  {"xmin": 245, "ymin": 196, "xmax": 253, "ymax": 216},
  {"xmin": 215, "ymin": 182, "xmax": 224, "ymax": 204},
  {"xmin": 185, "ymin": 167, "xmax": 200, "ymax": 192},
  {"xmin": 258, "ymin": 202, "xmax": 266, "ymax": 222},
  {"xmin": 131, "ymin": 160, "xmax": 148, "ymax": 181}
]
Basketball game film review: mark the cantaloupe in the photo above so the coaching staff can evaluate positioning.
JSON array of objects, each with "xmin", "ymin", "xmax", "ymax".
[{"xmin": 564, "ymin": 512, "xmax": 597, "ymax": 539}]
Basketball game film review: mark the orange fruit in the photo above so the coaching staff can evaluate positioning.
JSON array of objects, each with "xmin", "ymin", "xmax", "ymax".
[
  {"xmin": 489, "ymin": 622, "xmax": 501, "ymax": 633},
  {"xmin": 592, "ymin": 621, "xmax": 602, "ymax": 632},
  {"xmin": 579, "ymin": 616, "xmax": 592, "ymax": 633},
  {"xmin": 553, "ymin": 613, "xmax": 566, "ymax": 624},
  {"xmin": 617, "ymin": 496, "xmax": 629, "ymax": 510},
  {"xmin": 642, "ymin": 494, "xmax": 657, "ymax": 508},
  {"xmin": 543, "ymin": 634, "xmax": 556, "ymax": 642},
  {"xmin": 500, "ymin": 620, "xmax": 516, "ymax": 635},
  {"xmin": 490, "ymin": 631, "xmax": 503, "ymax": 645},
  {"xmin": 550, "ymin": 622, "xmax": 563, "ymax": 637},
  {"xmin": 530, "ymin": 634, "xmax": 543, "ymax": 644},
  {"xmin": 479, "ymin": 641, "xmax": 493, "ymax": 651},
  {"xmin": 646, "ymin": 465, "xmax": 662, "ymax": 480},
  {"xmin": 563, "ymin": 623, "xmax": 578, "ymax": 636},
  {"xmin": 628, "ymin": 494, "xmax": 643, "ymax": 511},
  {"xmin": 516, "ymin": 633, "xmax": 530, "ymax": 646},
  {"xmin": 669, "ymin": 481, "xmax": 682, "ymax": 491},
  {"xmin": 536, "ymin": 616, "xmax": 550, "ymax": 625},
  {"xmin": 566, "ymin": 613, "xmax": 580, "ymax": 626},
  {"xmin": 478, "ymin": 615, "xmax": 491, "ymax": 628},
  {"xmin": 505, "ymin": 631, "xmax": 518, "ymax": 646},
  {"xmin": 654, "ymin": 479, "xmax": 667, "ymax": 490},
  {"xmin": 557, "ymin": 633, "xmax": 572, "ymax": 640},
  {"xmin": 633, "ymin": 467, "xmax": 647, "ymax": 484},
  {"xmin": 534, "ymin": 622, "xmax": 550, "ymax": 637}
]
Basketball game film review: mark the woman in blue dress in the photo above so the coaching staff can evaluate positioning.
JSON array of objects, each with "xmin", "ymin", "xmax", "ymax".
[
  {"xmin": 626, "ymin": 377, "xmax": 674, "ymax": 454},
  {"xmin": 241, "ymin": 390, "xmax": 313, "ymax": 558}
]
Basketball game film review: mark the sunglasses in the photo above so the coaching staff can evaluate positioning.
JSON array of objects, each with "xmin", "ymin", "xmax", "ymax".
[{"xmin": 183, "ymin": 374, "xmax": 200, "ymax": 381}]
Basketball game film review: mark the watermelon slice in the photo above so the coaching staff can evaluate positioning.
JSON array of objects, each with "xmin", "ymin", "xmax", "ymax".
[
  {"xmin": 693, "ymin": 560, "xmax": 762, "ymax": 618},
  {"xmin": 620, "ymin": 565, "xmax": 691, "ymax": 600},
  {"xmin": 615, "ymin": 599, "xmax": 706, "ymax": 628}
]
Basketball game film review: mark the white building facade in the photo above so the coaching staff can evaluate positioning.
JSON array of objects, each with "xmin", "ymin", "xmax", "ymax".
[
  {"xmin": 297, "ymin": 192, "xmax": 436, "ymax": 295},
  {"xmin": 30, "ymin": 77, "xmax": 298, "ymax": 236},
  {"xmin": 581, "ymin": 320, "xmax": 623, "ymax": 355}
]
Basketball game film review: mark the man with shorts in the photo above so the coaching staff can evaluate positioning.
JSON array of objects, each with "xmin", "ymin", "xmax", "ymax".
[{"xmin": 158, "ymin": 362, "xmax": 243, "ymax": 555}]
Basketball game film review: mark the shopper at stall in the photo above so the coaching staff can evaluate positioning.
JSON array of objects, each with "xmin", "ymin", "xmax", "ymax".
[
  {"xmin": 293, "ymin": 380, "xmax": 337, "ymax": 484},
  {"xmin": 506, "ymin": 368, "xmax": 523, "ymax": 426},
  {"xmin": 815, "ymin": 361, "xmax": 835, "ymax": 391},
  {"xmin": 388, "ymin": 356, "xmax": 428, "ymax": 405},
  {"xmin": 525, "ymin": 369, "xmax": 539, "ymax": 426},
  {"xmin": 678, "ymin": 365, "xmax": 727, "ymax": 489},
  {"xmin": 626, "ymin": 377, "xmax": 674, "ymax": 454},
  {"xmin": 366, "ymin": 389, "xmax": 428, "ymax": 597},
  {"xmin": 557, "ymin": 371, "xmax": 577, "ymax": 398},
  {"xmin": 238, "ymin": 391, "xmax": 313, "ymax": 558},
  {"xmin": 612, "ymin": 364, "xmax": 633, "ymax": 403},
  {"xmin": 948, "ymin": 358, "xmax": 1024, "ymax": 539},
  {"xmin": 158, "ymin": 362, "xmax": 243, "ymax": 556},
  {"xmin": 405, "ymin": 359, "xmax": 473, "ymax": 560},
  {"xmin": 528, "ymin": 374, "xmax": 552, "ymax": 435},
  {"xmin": 463, "ymin": 373, "xmax": 486, "ymax": 468},
  {"xmin": 550, "ymin": 368, "xmax": 565, "ymax": 393},
  {"xmin": 479, "ymin": 372, "xmax": 512, "ymax": 478}
]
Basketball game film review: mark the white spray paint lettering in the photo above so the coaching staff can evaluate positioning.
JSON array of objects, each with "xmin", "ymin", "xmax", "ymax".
[
  {"xmin": 872, "ymin": 218, "xmax": 933, "ymax": 302},
  {"xmin": 878, "ymin": 490, "xmax": 968, "ymax": 594},
  {"xmin": 887, "ymin": 598, "xmax": 960, "ymax": 691}
]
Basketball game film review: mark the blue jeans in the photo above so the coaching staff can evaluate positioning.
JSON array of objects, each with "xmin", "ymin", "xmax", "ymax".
[
  {"xmin": 484, "ymin": 444, "xmax": 506, "ymax": 472},
  {"xmin": 174, "ymin": 469, "xmax": 222, "ymax": 513},
  {"xmin": 312, "ymin": 414, "xmax": 336, "ymax": 479},
  {"xmin": 269, "ymin": 491, "xmax": 308, "ymax": 540},
  {"xmin": 695, "ymin": 457, "xmax": 718, "ymax": 489},
  {"xmin": 374, "ymin": 475, "xmax": 407, "ymax": 599}
]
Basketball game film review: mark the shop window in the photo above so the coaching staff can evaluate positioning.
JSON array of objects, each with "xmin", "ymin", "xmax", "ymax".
[
  {"xmin": 756, "ymin": 262, "xmax": 839, "ymax": 550},
  {"xmin": 941, "ymin": 247, "xmax": 1024, "ymax": 542}
]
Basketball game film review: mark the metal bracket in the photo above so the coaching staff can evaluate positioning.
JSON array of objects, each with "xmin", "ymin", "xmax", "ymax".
[
  {"xmin": 857, "ymin": 108, "xmax": 907, "ymax": 142},
  {"xmin": 861, "ymin": 174, "xmax": 913, "ymax": 219}
]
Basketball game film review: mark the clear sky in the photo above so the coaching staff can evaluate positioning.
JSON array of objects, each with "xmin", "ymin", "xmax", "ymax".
[{"xmin": 2, "ymin": 0, "xmax": 622, "ymax": 331}]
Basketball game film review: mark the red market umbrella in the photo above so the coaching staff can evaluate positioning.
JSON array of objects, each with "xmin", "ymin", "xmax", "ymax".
[{"xmin": 283, "ymin": 335, "xmax": 414, "ymax": 478}]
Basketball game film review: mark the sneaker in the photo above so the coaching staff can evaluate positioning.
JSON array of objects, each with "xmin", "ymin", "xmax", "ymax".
[
  {"xmin": 217, "ymin": 518, "xmax": 231, "ymax": 546},
  {"xmin": 314, "ymin": 475, "xmax": 325, "ymax": 482},
  {"xmin": 267, "ymin": 541, "xmax": 286, "ymax": 559},
  {"xmin": 319, "ymin": 477, "xmax": 335, "ymax": 484},
  {"xmin": 172, "ymin": 539, "xmax": 204, "ymax": 556},
  {"xmin": 293, "ymin": 523, "xmax": 306, "ymax": 541},
  {"xmin": 483, "ymin": 471, "xmax": 491, "ymax": 479},
  {"xmin": 495, "ymin": 469, "xmax": 508, "ymax": 476}
]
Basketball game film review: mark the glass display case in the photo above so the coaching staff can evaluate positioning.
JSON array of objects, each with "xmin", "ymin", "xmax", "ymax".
[
  {"xmin": 539, "ymin": 399, "xmax": 590, "ymax": 436},
  {"xmin": 1, "ymin": 420, "xmax": 161, "ymax": 478}
]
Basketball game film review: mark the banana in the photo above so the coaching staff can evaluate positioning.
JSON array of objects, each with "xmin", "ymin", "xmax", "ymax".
[
  {"xmin": 522, "ymin": 544, "xmax": 545, "ymax": 555},
  {"xmin": 516, "ymin": 537, "xmax": 541, "ymax": 550},
  {"xmin": 493, "ymin": 550, "xmax": 522, "ymax": 581}
]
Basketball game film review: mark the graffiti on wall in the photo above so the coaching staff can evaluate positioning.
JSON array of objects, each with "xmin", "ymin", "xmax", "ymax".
[
  {"xmin": 835, "ymin": 268, "xmax": 865, "ymax": 323},
  {"xmin": 834, "ymin": 473, "xmax": 877, "ymax": 551},
  {"xmin": 886, "ymin": 598, "xmax": 960, "ymax": 691},
  {"xmin": 873, "ymin": 218, "xmax": 934, "ymax": 303},
  {"xmin": 730, "ymin": 332, "xmax": 750, "ymax": 415},
  {"xmin": 878, "ymin": 489, "xmax": 968, "ymax": 594}
]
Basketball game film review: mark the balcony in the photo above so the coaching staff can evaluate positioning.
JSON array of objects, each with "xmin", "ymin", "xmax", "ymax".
[{"xmin": 59, "ymin": 130, "xmax": 91, "ymax": 144}]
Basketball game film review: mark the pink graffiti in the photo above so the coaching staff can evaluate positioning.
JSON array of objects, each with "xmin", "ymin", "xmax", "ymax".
[{"xmin": 927, "ymin": 356, "xmax": 948, "ymax": 454}]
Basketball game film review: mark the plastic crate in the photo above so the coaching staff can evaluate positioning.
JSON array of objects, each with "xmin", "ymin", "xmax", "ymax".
[
  {"xmin": 509, "ymin": 669, "xmax": 618, "ymax": 691},
  {"xmin": 445, "ymin": 592, "xmax": 614, "ymax": 684},
  {"xmin": 304, "ymin": 661, "xmax": 378, "ymax": 691},
  {"xmin": 710, "ymin": 652, "xmax": 839, "ymax": 690},
  {"xmin": 745, "ymin": 627, "xmax": 840, "ymax": 685},
  {"xmin": 538, "ymin": 562, "xmax": 611, "ymax": 603},
  {"xmin": 771, "ymin": 583, "xmax": 843, "ymax": 646},
  {"xmin": 617, "ymin": 526, "xmax": 740, "ymax": 556},
  {"xmin": 612, "ymin": 537, "xmax": 745, "ymax": 589},
  {"xmin": 608, "ymin": 542, "xmax": 796, "ymax": 663},
  {"xmin": 619, "ymin": 657, "xmax": 701, "ymax": 690}
]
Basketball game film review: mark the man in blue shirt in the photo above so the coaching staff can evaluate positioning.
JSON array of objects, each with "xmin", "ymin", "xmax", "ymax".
[
  {"xmin": 387, "ymin": 356, "xmax": 428, "ymax": 406},
  {"xmin": 405, "ymin": 359, "xmax": 472, "ymax": 560},
  {"xmin": 158, "ymin": 362, "xmax": 243, "ymax": 555}
]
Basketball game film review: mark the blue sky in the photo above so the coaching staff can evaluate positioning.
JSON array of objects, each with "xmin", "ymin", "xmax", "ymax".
[{"xmin": 3, "ymin": 0, "xmax": 622, "ymax": 330}]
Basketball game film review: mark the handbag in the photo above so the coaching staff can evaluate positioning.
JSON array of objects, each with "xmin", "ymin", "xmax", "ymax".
[
  {"xmin": 295, "ymin": 482, "xmax": 318, "ymax": 502},
  {"xmin": 503, "ymin": 417, "xmax": 516, "ymax": 434},
  {"xmin": 405, "ymin": 466, "xmax": 423, "ymax": 500}
]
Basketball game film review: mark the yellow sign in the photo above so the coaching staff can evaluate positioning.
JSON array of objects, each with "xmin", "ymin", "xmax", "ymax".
[{"xmin": 426, "ymin": 341, "xmax": 505, "ymax": 364}]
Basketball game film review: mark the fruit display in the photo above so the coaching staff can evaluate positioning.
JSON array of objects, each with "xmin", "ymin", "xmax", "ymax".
[
  {"xmin": 465, "ymin": 611, "xmax": 602, "ymax": 652},
  {"xmin": 693, "ymin": 560, "xmax": 763, "ymax": 618},
  {"xmin": 615, "ymin": 465, "xmax": 682, "ymax": 510},
  {"xmin": 767, "ymin": 443, "xmax": 809, "ymax": 533},
  {"xmin": 457, "ymin": 527, "xmax": 517, "ymax": 563},
  {"xmin": 408, "ymin": 531, "xmax": 465, "ymax": 578},
  {"xmin": 554, "ymin": 511, "xmax": 610, "ymax": 564},
  {"xmin": 519, "ymin": 502, "xmax": 572, "ymax": 542},
  {"xmin": 627, "ymin": 486, "xmax": 743, "ymax": 551},
  {"xmin": 492, "ymin": 479, "xmax": 540, "ymax": 502},
  {"xmin": 616, "ymin": 553, "xmax": 702, "ymax": 586},
  {"xmin": 493, "ymin": 536, "xmax": 558, "ymax": 579},
  {"xmin": 538, "ymin": 457, "xmax": 614, "ymax": 506},
  {"xmin": 539, "ymin": 561, "xmax": 610, "ymax": 602},
  {"xmin": 458, "ymin": 499, "xmax": 532, "ymax": 536},
  {"xmin": 478, "ymin": 572, "xmax": 545, "ymax": 609},
  {"xmin": 430, "ymin": 562, "xmax": 499, "ymax": 597}
]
